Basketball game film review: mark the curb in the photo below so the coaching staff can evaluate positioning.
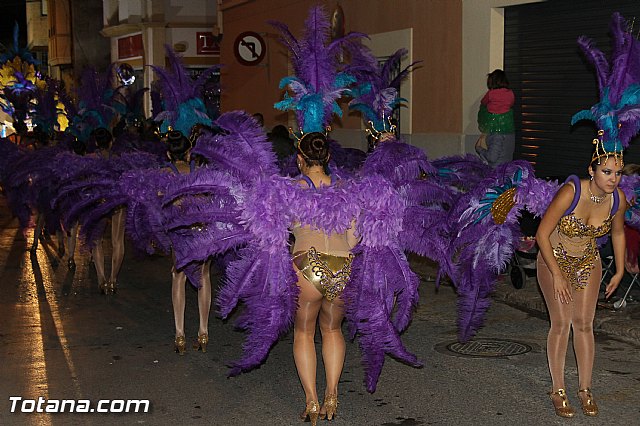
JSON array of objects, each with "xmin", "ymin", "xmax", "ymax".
[{"xmin": 493, "ymin": 275, "xmax": 640, "ymax": 347}]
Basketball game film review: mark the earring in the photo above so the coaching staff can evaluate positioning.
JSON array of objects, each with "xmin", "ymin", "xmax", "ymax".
[{"xmin": 590, "ymin": 175, "xmax": 593, "ymax": 181}]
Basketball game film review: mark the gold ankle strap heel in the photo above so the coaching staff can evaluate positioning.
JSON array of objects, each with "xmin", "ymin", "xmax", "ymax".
[
  {"xmin": 549, "ymin": 388, "xmax": 575, "ymax": 418},
  {"xmin": 300, "ymin": 400, "xmax": 319, "ymax": 426},
  {"xmin": 578, "ymin": 388, "xmax": 598, "ymax": 416},
  {"xmin": 194, "ymin": 333, "xmax": 208, "ymax": 352},
  {"xmin": 320, "ymin": 393, "xmax": 338, "ymax": 421},
  {"xmin": 174, "ymin": 335, "xmax": 186, "ymax": 355}
]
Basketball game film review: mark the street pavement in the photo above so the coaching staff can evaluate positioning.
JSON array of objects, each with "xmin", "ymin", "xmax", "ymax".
[{"xmin": 1, "ymin": 201, "xmax": 639, "ymax": 426}]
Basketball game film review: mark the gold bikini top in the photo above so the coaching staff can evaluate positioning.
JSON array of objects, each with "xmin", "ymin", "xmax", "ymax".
[{"xmin": 557, "ymin": 213, "xmax": 613, "ymax": 239}]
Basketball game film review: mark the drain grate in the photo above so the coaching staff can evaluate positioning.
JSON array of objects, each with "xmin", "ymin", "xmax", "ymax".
[{"xmin": 445, "ymin": 338, "xmax": 532, "ymax": 358}]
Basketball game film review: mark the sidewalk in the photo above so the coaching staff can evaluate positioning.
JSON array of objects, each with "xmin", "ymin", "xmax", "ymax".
[
  {"xmin": 409, "ymin": 254, "xmax": 640, "ymax": 346},
  {"xmin": 493, "ymin": 270, "xmax": 640, "ymax": 346}
]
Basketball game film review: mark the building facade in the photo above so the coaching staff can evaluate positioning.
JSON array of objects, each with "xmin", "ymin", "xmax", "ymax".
[
  {"xmin": 101, "ymin": 0, "xmax": 221, "ymax": 115},
  {"xmin": 220, "ymin": 0, "xmax": 541, "ymax": 156}
]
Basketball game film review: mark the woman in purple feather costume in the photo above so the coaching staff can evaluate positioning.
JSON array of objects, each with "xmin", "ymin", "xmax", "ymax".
[
  {"xmin": 85, "ymin": 127, "xmax": 126, "ymax": 294},
  {"xmin": 162, "ymin": 131, "xmax": 212, "ymax": 355},
  {"xmin": 288, "ymin": 133, "xmax": 358, "ymax": 424}
]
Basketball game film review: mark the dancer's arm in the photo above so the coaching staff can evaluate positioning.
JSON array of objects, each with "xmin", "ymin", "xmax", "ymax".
[
  {"xmin": 535, "ymin": 183, "xmax": 575, "ymax": 304},
  {"xmin": 606, "ymin": 189, "xmax": 627, "ymax": 299}
]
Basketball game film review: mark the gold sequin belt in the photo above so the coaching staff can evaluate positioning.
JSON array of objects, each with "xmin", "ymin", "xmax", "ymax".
[
  {"xmin": 292, "ymin": 248, "xmax": 354, "ymax": 301},
  {"xmin": 552, "ymin": 239, "xmax": 599, "ymax": 291}
]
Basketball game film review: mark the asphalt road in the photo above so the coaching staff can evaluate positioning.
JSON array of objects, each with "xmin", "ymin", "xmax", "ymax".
[{"xmin": 1, "ymin": 206, "xmax": 639, "ymax": 426}]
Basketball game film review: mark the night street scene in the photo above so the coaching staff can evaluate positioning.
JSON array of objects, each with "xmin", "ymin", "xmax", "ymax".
[{"xmin": 1, "ymin": 1, "xmax": 640, "ymax": 425}]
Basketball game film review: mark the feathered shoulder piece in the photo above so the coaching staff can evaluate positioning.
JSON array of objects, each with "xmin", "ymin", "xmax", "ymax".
[
  {"xmin": 151, "ymin": 45, "xmax": 218, "ymax": 136},
  {"xmin": 271, "ymin": 6, "xmax": 365, "ymax": 137},
  {"xmin": 348, "ymin": 47, "xmax": 420, "ymax": 142},
  {"xmin": 572, "ymin": 12, "xmax": 640, "ymax": 164}
]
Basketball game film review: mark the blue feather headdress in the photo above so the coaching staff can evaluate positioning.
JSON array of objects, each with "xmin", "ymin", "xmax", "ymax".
[
  {"xmin": 270, "ymin": 6, "xmax": 364, "ymax": 144},
  {"xmin": 151, "ymin": 45, "xmax": 218, "ymax": 138},
  {"xmin": 70, "ymin": 66, "xmax": 119, "ymax": 142},
  {"xmin": 0, "ymin": 23, "xmax": 39, "ymax": 67},
  {"xmin": 571, "ymin": 12, "xmax": 640, "ymax": 165},
  {"xmin": 348, "ymin": 47, "xmax": 419, "ymax": 143}
]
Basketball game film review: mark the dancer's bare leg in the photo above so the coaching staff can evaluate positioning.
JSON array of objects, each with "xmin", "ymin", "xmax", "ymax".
[
  {"xmin": 92, "ymin": 237, "xmax": 106, "ymax": 288},
  {"xmin": 573, "ymin": 262, "xmax": 601, "ymax": 396},
  {"xmin": 197, "ymin": 260, "xmax": 212, "ymax": 336},
  {"xmin": 31, "ymin": 213, "xmax": 45, "ymax": 251},
  {"xmin": 66, "ymin": 223, "xmax": 79, "ymax": 266},
  {"xmin": 171, "ymin": 266, "xmax": 187, "ymax": 339},
  {"xmin": 56, "ymin": 229, "xmax": 65, "ymax": 257},
  {"xmin": 109, "ymin": 208, "xmax": 126, "ymax": 285},
  {"xmin": 319, "ymin": 296, "xmax": 345, "ymax": 407},
  {"xmin": 293, "ymin": 271, "xmax": 323, "ymax": 405},
  {"xmin": 537, "ymin": 254, "xmax": 573, "ymax": 391}
]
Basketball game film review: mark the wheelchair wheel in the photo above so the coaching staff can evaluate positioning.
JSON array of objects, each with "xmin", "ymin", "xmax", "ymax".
[
  {"xmin": 613, "ymin": 299, "xmax": 627, "ymax": 310},
  {"xmin": 510, "ymin": 264, "xmax": 526, "ymax": 289}
]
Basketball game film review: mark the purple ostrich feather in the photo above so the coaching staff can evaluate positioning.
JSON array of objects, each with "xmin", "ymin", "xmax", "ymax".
[
  {"xmin": 446, "ymin": 161, "xmax": 544, "ymax": 341},
  {"xmin": 190, "ymin": 111, "xmax": 279, "ymax": 182}
]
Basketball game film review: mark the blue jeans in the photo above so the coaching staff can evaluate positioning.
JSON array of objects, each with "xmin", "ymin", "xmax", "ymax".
[{"xmin": 476, "ymin": 133, "xmax": 515, "ymax": 167}]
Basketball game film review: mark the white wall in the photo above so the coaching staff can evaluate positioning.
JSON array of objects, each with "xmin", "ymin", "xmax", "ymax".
[
  {"xmin": 166, "ymin": 0, "xmax": 216, "ymax": 24},
  {"xmin": 167, "ymin": 27, "xmax": 216, "ymax": 58}
]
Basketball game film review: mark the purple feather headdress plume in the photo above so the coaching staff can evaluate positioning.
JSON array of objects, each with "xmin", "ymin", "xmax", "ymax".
[
  {"xmin": 270, "ymin": 6, "xmax": 365, "ymax": 136},
  {"xmin": 571, "ymin": 12, "xmax": 640, "ymax": 164},
  {"xmin": 151, "ymin": 45, "xmax": 217, "ymax": 136},
  {"xmin": 348, "ymin": 46, "xmax": 420, "ymax": 141}
]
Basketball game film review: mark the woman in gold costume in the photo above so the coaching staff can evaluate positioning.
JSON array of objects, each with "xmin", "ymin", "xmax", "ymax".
[
  {"xmin": 291, "ymin": 132, "xmax": 358, "ymax": 425},
  {"xmin": 536, "ymin": 155, "xmax": 626, "ymax": 418}
]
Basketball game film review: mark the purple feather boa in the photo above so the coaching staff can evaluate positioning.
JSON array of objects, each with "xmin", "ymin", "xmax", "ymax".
[{"xmin": 211, "ymin": 172, "xmax": 421, "ymax": 389}]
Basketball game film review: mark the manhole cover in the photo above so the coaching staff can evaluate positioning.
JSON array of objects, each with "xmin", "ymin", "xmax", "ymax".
[{"xmin": 443, "ymin": 338, "xmax": 532, "ymax": 358}]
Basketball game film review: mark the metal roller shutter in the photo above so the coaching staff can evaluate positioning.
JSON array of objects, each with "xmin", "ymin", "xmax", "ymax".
[{"xmin": 504, "ymin": 0, "xmax": 640, "ymax": 179}]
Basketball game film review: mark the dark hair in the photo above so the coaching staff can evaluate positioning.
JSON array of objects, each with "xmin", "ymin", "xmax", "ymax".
[
  {"xmin": 487, "ymin": 69, "xmax": 509, "ymax": 90},
  {"xmin": 166, "ymin": 130, "xmax": 191, "ymax": 161},
  {"xmin": 623, "ymin": 163, "xmax": 640, "ymax": 176},
  {"xmin": 252, "ymin": 112, "xmax": 264, "ymax": 127},
  {"xmin": 270, "ymin": 124, "xmax": 290, "ymax": 139},
  {"xmin": 71, "ymin": 138, "xmax": 87, "ymax": 156},
  {"xmin": 298, "ymin": 132, "xmax": 329, "ymax": 167},
  {"xmin": 32, "ymin": 128, "xmax": 49, "ymax": 146},
  {"xmin": 93, "ymin": 127, "xmax": 113, "ymax": 150}
]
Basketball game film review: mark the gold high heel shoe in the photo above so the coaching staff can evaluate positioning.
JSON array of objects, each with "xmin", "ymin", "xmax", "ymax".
[
  {"xmin": 299, "ymin": 400, "xmax": 319, "ymax": 426},
  {"xmin": 577, "ymin": 388, "xmax": 598, "ymax": 416},
  {"xmin": 549, "ymin": 388, "xmax": 575, "ymax": 418},
  {"xmin": 109, "ymin": 280, "xmax": 117, "ymax": 294},
  {"xmin": 174, "ymin": 335, "xmax": 186, "ymax": 355},
  {"xmin": 99, "ymin": 280, "xmax": 109, "ymax": 295},
  {"xmin": 194, "ymin": 333, "xmax": 208, "ymax": 352},
  {"xmin": 319, "ymin": 393, "xmax": 338, "ymax": 420}
]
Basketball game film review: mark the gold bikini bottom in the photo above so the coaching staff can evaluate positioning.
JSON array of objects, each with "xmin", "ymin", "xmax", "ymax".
[{"xmin": 292, "ymin": 247, "xmax": 354, "ymax": 301}]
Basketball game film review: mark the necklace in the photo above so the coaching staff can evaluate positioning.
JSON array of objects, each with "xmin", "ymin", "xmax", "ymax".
[{"xmin": 588, "ymin": 184, "xmax": 608, "ymax": 204}]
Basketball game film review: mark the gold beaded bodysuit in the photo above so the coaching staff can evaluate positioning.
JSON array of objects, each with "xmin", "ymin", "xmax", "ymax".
[
  {"xmin": 550, "ymin": 175, "xmax": 619, "ymax": 290},
  {"xmin": 291, "ymin": 176, "xmax": 357, "ymax": 301}
]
